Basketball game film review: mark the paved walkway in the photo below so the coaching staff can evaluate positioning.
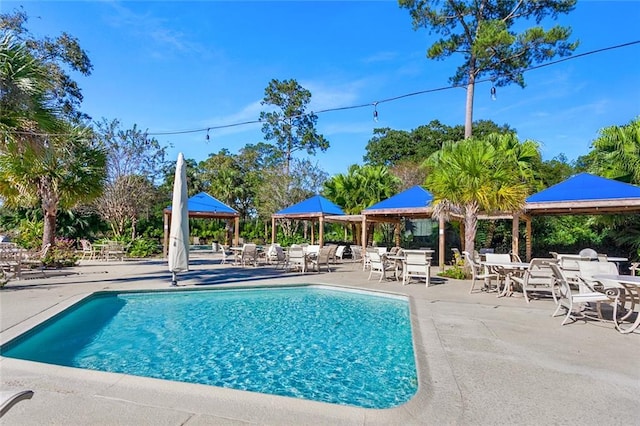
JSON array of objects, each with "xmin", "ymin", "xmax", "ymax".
[{"xmin": 1, "ymin": 254, "xmax": 638, "ymax": 425}]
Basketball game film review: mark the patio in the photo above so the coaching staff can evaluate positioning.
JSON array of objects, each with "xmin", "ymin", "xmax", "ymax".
[{"xmin": 1, "ymin": 253, "xmax": 638, "ymax": 424}]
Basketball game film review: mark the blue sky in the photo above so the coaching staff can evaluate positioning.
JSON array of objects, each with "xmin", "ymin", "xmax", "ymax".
[{"xmin": 6, "ymin": 1, "xmax": 640, "ymax": 176}]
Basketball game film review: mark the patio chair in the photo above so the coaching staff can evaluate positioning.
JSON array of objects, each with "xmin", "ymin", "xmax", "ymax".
[
  {"xmin": 549, "ymin": 262, "xmax": 611, "ymax": 326},
  {"xmin": 240, "ymin": 243, "xmax": 259, "ymax": 267},
  {"xmin": 510, "ymin": 258, "xmax": 558, "ymax": 303},
  {"xmin": 310, "ymin": 245, "xmax": 333, "ymax": 273},
  {"xmin": 268, "ymin": 245, "xmax": 287, "ymax": 269},
  {"xmin": 104, "ymin": 241, "xmax": 126, "ymax": 261},
  {"xmin": 368, "ymin": 250, "xmax": 394, "ymax": 282},
  {"xmin": 629, "ymin": 262, "xmax": 639, "ymax": 276},
  {"xmin": 349, "ymin": 246, "xmax": 363, "ymax": 268},
  {"xmin": 286, "ymin": 246, "xmax": 307, "ymax": 273},
  {"xmin": 463, "ymin": 250, "xmax": 499, "ymax": 294},
  {"xmin": 19, "ymin": 244, "xmax": 50, "ymax": 278},
  {"xmin": 334, "ymin": 245, "xmax": 346, "ymax": 263},
  {"xmin": 402, "ymin": 250, "xmax": 431, "ymax": 286},
  {"xmin": 0, "ymin": 390, "xmax": 34, "ymax": 418},
  {"xmin": 78, "ymin": 239, "xmax": 95, "ymax": 261}
]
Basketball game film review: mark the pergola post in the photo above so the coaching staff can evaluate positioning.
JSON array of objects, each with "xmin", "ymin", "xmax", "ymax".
[
  {"xmin": 271, "ymin": 217, "xmax": 276, "ymax": 244},
  {"xmin": 319, "ymin": 216, "xmax": 324, "ymax": 247},
  {"xmin": 163, "ymin": 211, "xmax": 170, "ymax": 258},
  {"xmin": 438, "ymin": 216, "xmax": 445, "ymax": 270},
  {"xmin": 234, "ymin": 217, "xmax": 240, "ymax": 246},
  {"xmin": 512, "ymin": 214, "xmax": 520, "ymax": 258},
  {"xmin": 361, "ymin": 216, "xmax": 367, "ymax": 248},
  {"xmin": 526, "ymin": 218, "xmax": 532, "ymax": 261}
]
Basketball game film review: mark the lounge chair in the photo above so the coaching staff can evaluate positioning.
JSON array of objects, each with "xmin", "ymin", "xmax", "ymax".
[{"xmin": 0, "ymin": 390, "xmax": 34, "ymax": 418}]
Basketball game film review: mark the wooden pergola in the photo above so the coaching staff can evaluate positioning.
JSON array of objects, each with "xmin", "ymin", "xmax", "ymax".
[
  {"xmin": 271, "ymin": 195, "xmax": 346, "ymax": 247},
  {"xmin": 163, "ymin": 192, "xmax": 239, "ymax": 257},
  {"xmin": 519, "ymin": 173, "xmax": 640, "ymax": 259}
]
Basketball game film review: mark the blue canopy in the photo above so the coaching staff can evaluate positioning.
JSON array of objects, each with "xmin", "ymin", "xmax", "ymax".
[
  {"xmin": 166, "ymin": 192, "xmax": 238, "ymax": 217},
  {"xmin": 364, "ymin": 185, "xmax": 433, "ymax": 213},
  {"xmin": 525, "ymin": 173, "xmax": 640, "ymax": 214},
  {"xmin": 274, "ymin": 195, "xmax": 344, "ymax": 217}
]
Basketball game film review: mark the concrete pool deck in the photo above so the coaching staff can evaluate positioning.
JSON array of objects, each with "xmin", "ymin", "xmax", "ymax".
[{"xmin": 1, "ymin": 254, "xmax": 638, "ymax": 425}]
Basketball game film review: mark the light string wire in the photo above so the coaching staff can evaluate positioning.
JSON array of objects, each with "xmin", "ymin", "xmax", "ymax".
[{"xmin": 6, "ymin": 40, "xmax": 639, "ymax": 138}]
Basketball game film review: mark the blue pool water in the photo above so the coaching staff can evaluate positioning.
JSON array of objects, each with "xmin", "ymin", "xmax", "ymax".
[{"xmin": 2, "ymin": 286, "xmax": 417, "ymax": 408}]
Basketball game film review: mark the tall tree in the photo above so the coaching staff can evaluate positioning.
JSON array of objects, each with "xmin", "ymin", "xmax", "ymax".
[
  {"xmin": 260, "ymin": 79, "xmax": 329, "ymax": 175},
  {"xmin": 0, "ymin": 124, "xmax": 107, "ymax": 247},
  {"xmin": 587, "ymin": 117, "xmax": 640, "ymax": 185},
  {"xmin": 1, "ymin": 9, "xmax": 93, "ymax": 121},
  {"xmin": 424, "ymin": 135, "xmax": 531, "ymax": 254},
  {"xmin": 398, "ymin": 0, "xmax": 578, "ymax": 138},
  {"xmin": 364, "ymin": 119, "xmax": 513, "ymax": 166},
  {"xmin": 93, "ymin": 118, "xmax": 168, "ymax": 238}
]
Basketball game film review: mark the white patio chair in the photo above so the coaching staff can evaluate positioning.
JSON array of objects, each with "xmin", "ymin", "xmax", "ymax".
[
  {"xmin": 368, "ymin": 250, "xmax": 394, "ymax": 282},
  {"xmin": 511, "ymin": 258, "xmax": 558, "ymax": 303},
  {"xmin": 269, "ymin": 245, "xmax": 287, "ymax": 269},
  {"xmin": 240, "ymin": 243, "xmax": 258, "ymax": 267},
  {"xmin": 402, "ymin": 250, "xmax": 431, "ymax": 286},
  {"xmin": 286, "ymin": 246, "xmax": 307, "ymax": 273},
  {"xmin": 463, "ymin": 250, "xmax": 499, "ymax": 294},
  {"xmin": 549, "ymin": 262, "xmax": 611, "ymax": 326},
  {"xmin": 334, "ymin": 245, "xmax": 346, "ymax": 263},
  {"xmin": 77, "ymin": 239, "xmax": 95, "ymax": 261},
  {"xmin": 310, "ymin": 246, "xmax": 333, "ymax": 273}
]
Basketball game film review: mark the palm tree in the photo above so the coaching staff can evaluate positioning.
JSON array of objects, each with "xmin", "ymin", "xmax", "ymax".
[
  {"xmin": 323, "ymin": 164, "xmax": 400, "ymax": 244},
  {"xmin": 590, "ymin": 117, "xmax": 640, "ymax": 185},
  {"xmin": 424, "ymin": 136, "xmax": 530, "ymax": 254},
  {"xmin": 0, "ymin": 123, "xmax": 107, "ymax": 248}
]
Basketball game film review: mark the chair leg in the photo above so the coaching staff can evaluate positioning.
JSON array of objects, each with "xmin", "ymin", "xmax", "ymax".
[{"xmin": 469, "ymin": 277, "xmax": 477, "ymax": 294}]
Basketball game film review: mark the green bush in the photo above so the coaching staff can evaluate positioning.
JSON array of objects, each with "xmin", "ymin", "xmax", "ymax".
[
  {"xmin": 43, "ymin": 238, "xmax": 78, "ymax": 268},
  {"xmin": 127, "ymin": 237, "xmax": 161, "ymax": 258},
  {"xmin": 437, "ymin": 264, "xmax": 469, "ymax": 280}
]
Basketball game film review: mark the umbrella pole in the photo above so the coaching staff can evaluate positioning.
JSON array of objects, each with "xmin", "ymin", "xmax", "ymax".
[{"xmin": 171, "ymin": 271, "xmax": 178, "ymax": 287}]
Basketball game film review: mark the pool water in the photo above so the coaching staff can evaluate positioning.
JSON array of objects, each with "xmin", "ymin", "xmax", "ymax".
[{"xmin": 2, "ymin": 286, "xmax": 417, "ymax": 408}]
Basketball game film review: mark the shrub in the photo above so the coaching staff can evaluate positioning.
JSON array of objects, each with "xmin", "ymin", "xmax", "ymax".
[
  {"xmin": 127, "ymin": 237, "xmax": 161, "ymax": 258},
  {"xmin": 43, "ymin": 238, "xmax": 78, "ymax": 268}
]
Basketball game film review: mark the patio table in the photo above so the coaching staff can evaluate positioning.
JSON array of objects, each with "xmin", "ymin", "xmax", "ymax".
[
  {"xmin": 481, "ymin": 261, "xmax": 530, "ymax": 297},
  {"xmin": 592, "ymin": 274, "xmax": 640, "ymax": 334}
]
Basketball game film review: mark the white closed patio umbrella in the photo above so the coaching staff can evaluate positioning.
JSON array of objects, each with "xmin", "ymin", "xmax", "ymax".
[{"xmin": 168, "ymin": 152, "xmax": 189, "ymax": 286}]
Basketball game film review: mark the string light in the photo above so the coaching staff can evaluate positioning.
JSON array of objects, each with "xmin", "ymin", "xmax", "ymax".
[{"xmin": 4, "ymin": 41, "xmax": 638, "ymax": 139}]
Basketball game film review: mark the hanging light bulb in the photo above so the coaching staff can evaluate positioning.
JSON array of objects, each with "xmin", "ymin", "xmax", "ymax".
[
  {"xmin": 206, "ymin": 128, "xmax": 210, "ymax": 141},
  {"xmin": 373, "ymin": 102, "xmax": 379, "ymax": 122},
  {"xmin": 490, "ymin": 85, "xmax": 497, "ymax": 101}
]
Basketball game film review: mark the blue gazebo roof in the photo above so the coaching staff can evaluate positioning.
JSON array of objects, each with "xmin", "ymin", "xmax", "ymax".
[
  {"xmin": 274, "ymin": 195, "xmax": 344, "ymax": 217},
  {"xmin": 525, "ymin": 173, "xmax": 640, "ymax": 214},
  {"xmin": 363, "ymin": 185, "xmax": 434, "ymax": 213},
  {"xmin": 166, "ymin": 192, "xmax": 238, "ymax": 217}
]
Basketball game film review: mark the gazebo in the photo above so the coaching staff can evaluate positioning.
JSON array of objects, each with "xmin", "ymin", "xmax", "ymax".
[
  {"xmin": 271, "ymin": 195, "xmax": 345, "ymax": 247},
  {"xmin": 163, "ymin": 192, "xmax": 239, "ymax": 257},
  {"xmin": 518, "ymin": 173, "xmax": 640, "ymax": 259},
  {"xmin": 362, "ymin": 186, "xmax": 449, "ymax": 268}
]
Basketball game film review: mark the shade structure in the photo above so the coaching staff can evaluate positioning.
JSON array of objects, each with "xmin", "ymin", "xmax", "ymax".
[
  {"xmin": 525, "ymin": 173, "xmax": 640, "ymax": 215},
  {"xmin": 271, "ymin": 195, "xmax": 345, "ymax": 246},
  {"xmin": 162, "ymin": 192, "xmax": 240, "ymax": 258},
  {"xmin": 168, "ymin": 153, "xmax": 189, "ymax": 285},
  {"xmin": 274, "ymin": 195, "xmax": 345, "ymax": 217}
]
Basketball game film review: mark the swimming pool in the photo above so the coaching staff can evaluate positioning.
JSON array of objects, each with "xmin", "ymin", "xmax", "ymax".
[{"xmin": 1, "ymin": 285, "xmax": 418, "ymax": 409}]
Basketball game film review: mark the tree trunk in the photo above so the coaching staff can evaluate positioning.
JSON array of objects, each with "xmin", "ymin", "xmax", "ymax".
[
  {"xmin": 42, "ymin": 211, "xmax": 57, "ymax": 249},
  {"xmin": 464, "ymin": 70, "xmax": 476, "ymax": 139},
  {"xmin": 463, "ymin": 201, "xmax": 479, "ymax": 255}
]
